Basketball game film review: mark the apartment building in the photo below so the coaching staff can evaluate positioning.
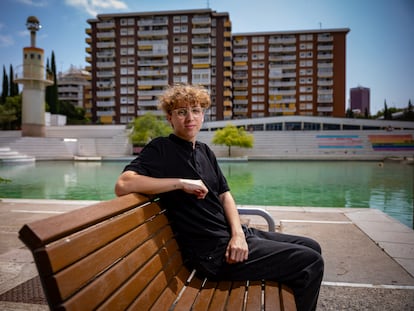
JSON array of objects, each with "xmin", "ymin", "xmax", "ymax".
[
  {"xmin": 57, "ymin": 66, "xmax": 91, "ymax": 108},
  {"xmin": 232, "ymin": 29, "xmax": 349, "ymax": 119},
  {"xmin": 85, "ymin": 9, "xmax": 232, "ymax": 124},
  {"xmin": 350, "ymin": 86, "xmax": 370, "ymax": 116},
  {"xmin": 85, "ymin": 9, "xmax": 349, "ymax": 124}
]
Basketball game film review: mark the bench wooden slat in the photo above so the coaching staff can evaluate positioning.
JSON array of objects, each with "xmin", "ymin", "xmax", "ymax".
[
  {"xmin": 245, "ymin": 280, "xmax": 263, "ymax": 311},
  {"xmin": 265, "ymin": 281, "xmax": 282, "ymax": 311},
  {"xmin": 149, "ymin": 266, "xmax": 193, "ymax": 311},
  {"xmin": 172, "ymin": 273, "xmax": 204, "ymax": 310},
  {"xmin": 280, "ymin": 284, "xmax": 297, "ymax": 311},
  {"xmin": 226, "ymin": 281, "xmax": 247, "ymax": 311},
  {"xmin": 208, "ymin": 281, "xmax": 232, "ymax": 311}
]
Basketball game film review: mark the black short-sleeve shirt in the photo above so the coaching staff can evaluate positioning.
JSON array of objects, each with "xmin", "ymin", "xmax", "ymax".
[{"xmin": 123, "ymin": 134, "xmax": 232, "ymax": 253}]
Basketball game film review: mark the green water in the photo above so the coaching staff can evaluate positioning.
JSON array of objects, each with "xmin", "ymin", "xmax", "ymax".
[{"xmin": 0, "ymin": 160, "xmax": 412, "ymax": 228}]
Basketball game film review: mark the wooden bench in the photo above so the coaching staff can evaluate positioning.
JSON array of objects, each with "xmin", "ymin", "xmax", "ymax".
[{"xmin": 18, "ymin": 193, "xmax": 297, "ymax": 311}]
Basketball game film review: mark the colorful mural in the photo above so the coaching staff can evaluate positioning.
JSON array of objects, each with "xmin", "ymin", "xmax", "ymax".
[
  {"xmin": 316, "ymin": 135, "xmax": 363, "ymax": 149},
  {"xmin": 369, "ymin": 134, "xmax": 414, "ymax": 151}
]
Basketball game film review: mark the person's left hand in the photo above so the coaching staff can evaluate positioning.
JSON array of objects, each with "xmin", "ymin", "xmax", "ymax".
[{"xmin": 225, "ymin": 233, "xmax": 248, "ymax": 264}]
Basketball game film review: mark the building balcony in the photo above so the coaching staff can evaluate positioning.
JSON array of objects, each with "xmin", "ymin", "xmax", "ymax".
[
  {"xmin": 317, "ymin": 79, "xmax": 333, "ymax": 86},
  {"xmin": 96, "ymin": 110, "xmax": 116, "ymax": 116},
  {"xmin": 96, "ymin": 101, "xmax": 115, "ymax": 107},
  {"xmin": 138, "ymin": 69, "xmax": 168, "ymax": 76},
  {"xmin": 234, "ymin": 48, "xmax": 248, "ymax": 54},
  {"xmin": 138, "ymin": 100, "xmax": 158, "ymax": 107},
  {"xmin": 85, "ymin": 37, "xmax": 92, "ymax": 44},
  {"xmin": 85, "ymin": 28, "xmax": 92, "ymax": 35},
  {"xmin": 85, "ymin": 56, "xmax": 92, "ymax": 63},
  {"xmin": 192, "ymin": 47, "xmax": 211, "ymax": 55},
  {"xmin": 233, "ymin": 38, "xmax": 248, "ymax": 46},
  {"xmin": 192, "ymin": 27, "xmax": 211, "ymax": 34},
  {"xmin": 233, "ymin": 57, "xmax": 248, "ymax": 62},
  {"xmin": 234, "ymin": 90, "xmax": 248, "ymax": 96},
  {"xmin": 318, "ymin": 45, "xmax": 333, "ymax": 51},
  {"xmin": 96, "ymin": 71, "xmax": 115, "ymax": 78},
  {"xmin": 97, "ymin": 91, "xmax": 115, "ymax": 97},
  {"xmin": 138, "ymin": 17, "xmax": 168, "ymax": 26},
  {"xmin": 85, "ymin": 47, "xmax": 92, "ymax": 54},
  {"xmin": 138, "ymin": 39, "xmax": 168, "ymax": 46},
  {"xmin": 269, "ymin": 46, "xmax": 296, "ymax": 53},
  {"xmin": 97, "ymin": 21, "xmax": 115, "ymax": 29},
  {"xmin": 192, "ymin": 16, "xmax": 211, "ymax": 24},
  {"xmin": 138, "ymin": 79, "xmax": 168, "ymax": 87},
  {"xmin": 96, "ymin": 42, "xmax": 115, "ymax": 48},
  {"xmin": 269, "ymin": 37, "xmax": 296, "ymax": 44},
  {"xmin": 138, "ymin": 59, "xmax": 169, "ymax": 66},
  {"xmin": 97, "ymin": 50, "xmax": 115, "ymax": 58},
  {"xmin": 317, "ymin": 53, "xmax": 333, "ymax": 59},
  {"xmin": 138, "ymin": 89, "xmax": 165, "ymax": 97},
  {"xmin": 317, "ymin": 34, "xmax": 333, "ymax": 42},
  {"xmin": 138, "ymin": 50, "xmax": 168, "ymax": 57},
  {"xmin": 192, "ymin": 37, "xmax": 211, "ymax": 45},
  {"xmin": 96, "ymin": 61, "xmax": 115, "ymax": 68},
  {"xmin": 233, "ymin": 99, "xmax": 248, "ymax": 105},
  {"xmin": 317, "ymin": 105, "xmax": 334, "ymax": 112},
  {"xmin": 138, "ymin": 29, "xmax": 168, "ymax": 37},
  {"xmin": 233, "ymin": 82, "xmax": 248, "ymax": 88},
  {"xmin": 97, "ymin": 31, "xmax": 115, "ymax": 39}
]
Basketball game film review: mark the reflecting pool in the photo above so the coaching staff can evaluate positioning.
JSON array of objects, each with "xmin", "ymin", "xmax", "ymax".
[{"xmin": 0, "ymin": 160, "xmax": 412, "ymax": 228}]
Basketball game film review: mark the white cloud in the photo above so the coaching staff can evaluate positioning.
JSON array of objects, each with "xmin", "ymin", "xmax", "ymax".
[
  {"xmin": 65, "ymin": 0, "xmax": 128, "ymax": 17},
  {"xmin": 16, "ymin": 0, "xmax": 48, "ymax": 7},
  {"xmin": 0, "ymin": 35, "xmax": 14, "ymax": 47}
]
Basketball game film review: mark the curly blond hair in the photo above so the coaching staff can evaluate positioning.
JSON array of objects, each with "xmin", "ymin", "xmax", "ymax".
[{"xmin": 158, "ymin": 84, "xmax": 211, "ymax": 114}]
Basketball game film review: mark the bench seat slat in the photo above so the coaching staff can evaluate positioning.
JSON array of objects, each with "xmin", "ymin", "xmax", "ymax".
[
  {"xmin": 149, "ymin": 266, "xmax": 193, "ymax": 311},
  {"xmin": 246, "ymin": 280, "xmax": 263, "ymax": 311},
  {"xmin": 265, "ymin": 281, "xmax": 282, "ymax": 311},
  {"xmin": 280, "ymin": 284, "xmax": 297, "ymax": 311},
  {"xmin": 226, "ymin": 281, "xmax": 247, "ymax": 311},
  {"xmin": 208, "ymin": 281, "xmax": 232, "ymax": 311},
  {"xmin": 192, "ymin": 280, "xmax": 218, "ymax": 311},
  {"xmin": 172, "ymin": 273, "xmax": 204, "ymax": 310}
]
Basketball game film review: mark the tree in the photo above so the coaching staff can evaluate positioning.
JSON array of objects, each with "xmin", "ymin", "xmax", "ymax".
[
  {"xmin": 1, "ymin": 65, "xmax": 8, "ymax": 103},
  {"xmin": 129, "ymin": 113, "xmax": 172, "ymax": 146},
  {"xmin": 59, "ymin": 101, "xmax": 88, "ymax": 124},
  {"xmin": 9, "ymin": 64, "xmax": 19, "ymax": 96},
  {"xmin": 212, "ymin": 123, "xmax": 254, "ymax": 157},
  {"xmin": 45, "ymin": 51, "xmax": 59, "ymax": 113},
  {"xmin": 0, "ymin": 94, "xmax": 21, "ymax": 130}
]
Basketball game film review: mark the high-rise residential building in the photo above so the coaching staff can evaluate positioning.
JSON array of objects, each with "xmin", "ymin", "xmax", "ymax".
[
  {"xmin": 350, "ymin": 86, "xmax": 370, "ymax": 116},
  {"xmin": 86, "ymin": 9, "xmax": 232, "ymax": 124},
  {"xmin": 232, "ymin": 29, "xmax": 349, "ymax": 119},
  {"xmin": 57, "ymin": 66, "xmax": 91, "ymax": 108},
  {"xmin": 85, "ymin": 9, "xmax": 349, "ymax": 124}
]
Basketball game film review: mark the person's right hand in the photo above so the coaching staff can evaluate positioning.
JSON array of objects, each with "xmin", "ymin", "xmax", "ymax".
[{"xmin": 180, "ymin": 179, "xmax": 208, "ymax": 199}]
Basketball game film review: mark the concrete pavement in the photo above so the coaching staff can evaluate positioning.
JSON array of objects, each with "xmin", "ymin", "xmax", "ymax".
[{"xmin": 0, "ymin": 199, "xmax": 413, "ymax": 310}]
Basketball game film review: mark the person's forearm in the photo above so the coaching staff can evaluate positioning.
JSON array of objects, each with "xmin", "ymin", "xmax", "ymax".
[
  {"xmin": 115, "ymin": 173, "xmax": 181, "ymax": 197},
  {"xmin": 221, "ymin": 192, "xmax": 244, "ymax": 236}
]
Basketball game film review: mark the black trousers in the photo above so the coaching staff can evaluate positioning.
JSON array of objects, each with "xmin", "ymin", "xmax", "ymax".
[{"xmin": 209, "ymin": 228, "xmax": 324, "ymax": 311}]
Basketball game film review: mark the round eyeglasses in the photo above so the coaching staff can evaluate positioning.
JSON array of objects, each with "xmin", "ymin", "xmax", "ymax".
[{"xmin": 172, "ymin": 107, "xmax": 204, "ymax": 118}]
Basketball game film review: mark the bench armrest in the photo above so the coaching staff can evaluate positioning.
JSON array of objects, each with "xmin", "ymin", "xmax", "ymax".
[{"xmin": 237, "ymin": 207, "xmax": 276, "ymax": 232}]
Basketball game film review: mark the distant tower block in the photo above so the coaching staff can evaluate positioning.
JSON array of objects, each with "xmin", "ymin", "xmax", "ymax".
[{"xmin": 15, "ymin": 16, "xmax": 53, "ymax": 137}]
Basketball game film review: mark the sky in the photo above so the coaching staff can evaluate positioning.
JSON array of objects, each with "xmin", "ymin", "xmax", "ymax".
[{"xmin": 0, "ymin": 0, "xmax": 413, "ymax": 115}]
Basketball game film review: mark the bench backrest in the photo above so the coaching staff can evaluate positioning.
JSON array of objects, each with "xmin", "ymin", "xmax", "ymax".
[{"xmin": 19, "ymin": 193, "xmax": 190, "ymax": 310}]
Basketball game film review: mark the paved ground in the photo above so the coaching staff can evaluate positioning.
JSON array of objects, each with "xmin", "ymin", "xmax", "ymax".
[{"xmin": 0, "ymin": 199, "xmax": 413, "ymax": 310}]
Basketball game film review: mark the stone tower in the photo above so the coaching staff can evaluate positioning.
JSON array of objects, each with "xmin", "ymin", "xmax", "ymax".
[{"xmin": 15, "ymin": 16, "xmax": 53, "ymax": 137}]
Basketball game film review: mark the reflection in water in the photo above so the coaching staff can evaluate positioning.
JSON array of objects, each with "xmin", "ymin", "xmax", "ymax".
[{"xmin": 0, "ymin": 160, "xmax": 412, "ymax": 228}]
